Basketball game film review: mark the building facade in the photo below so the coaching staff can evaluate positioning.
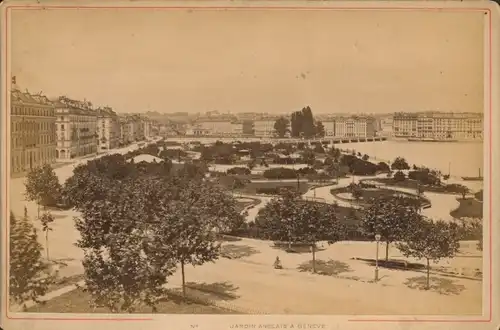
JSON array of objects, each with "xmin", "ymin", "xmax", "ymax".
[
  {"xmin": 96, "ymin": 107, "xmax": 121, "ymax": 151},
  {"xmin": 322, "ymin": 120, "xmax": 336, "ymax": 137},
  {"xmin": 10, "ymin": 89, "xmax": 57, "ymax": 174},
  {"xmin": 54, "ymin": 96, "xmax": 98, "ymax": 160},
  {"xmin": 392, "ymin": 112, "xmax": 483, "ymax": 140},
  {"xmin": 331, "ymin": 116, "xmax": 376, "ymax": 138},
  {"xmin": 120, "ymin": 117, "xmax": 132, "ymax": 145}
]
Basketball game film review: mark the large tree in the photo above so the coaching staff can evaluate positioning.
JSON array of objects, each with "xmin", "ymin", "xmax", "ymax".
[
  {"xmin": 75, "ymin": 176, "xmax": 180, "ymax": 312},
  {"xmin": 315, "ymin": 121, "xmax": 325, "ymax": 138},
  {"xmin": 167, "ymin": 179, "xmax": 244, "ymax": 296},
  {"xmin": 9, "ymin": 208, "xmax": 54, "ymax": 311},
  {"xmin": 273, "ymin": 117, "xmax": 290, "ymax": 138},
  {"xmin": 361, "ymin": 194, "xmax": 421, "ymax": 261},
  {"xmin": 255, "ymin": 190, "xmax": 345, "ymax": 272},
  {"xmin": 290, "ymin": 106, "xmax": 316, "ymax": 139},
  {"xmin": 396, "ymin": 218, "xmax": 461, "ymax": 289},
  {"xmin": 25, "ymin": 164, "xmax": 62, "ymax": 215}
]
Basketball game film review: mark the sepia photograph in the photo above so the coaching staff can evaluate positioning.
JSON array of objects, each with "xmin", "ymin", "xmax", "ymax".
[{"xmin": 1, "ymin": 1, "xmax": 498, "ymax": 328}]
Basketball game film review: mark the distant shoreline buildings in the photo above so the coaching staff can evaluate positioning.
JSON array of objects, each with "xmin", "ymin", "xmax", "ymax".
[
  {"xmin": 9, "ymin": 79, "xmax": 484, "ymax": 175},
  {"xmin": 392, "ymin": 112, "xmax": 483, "ymax": 141}
]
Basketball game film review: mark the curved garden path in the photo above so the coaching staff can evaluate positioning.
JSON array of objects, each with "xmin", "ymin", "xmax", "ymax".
[{"xmin": 303, "ymin": 174, "xmax": 463, "ymax": 222}]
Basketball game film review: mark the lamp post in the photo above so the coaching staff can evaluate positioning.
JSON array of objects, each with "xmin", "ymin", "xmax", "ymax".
[{"xmin": 375, "ymin": 233, "xmax": 381, "ymax": 282}]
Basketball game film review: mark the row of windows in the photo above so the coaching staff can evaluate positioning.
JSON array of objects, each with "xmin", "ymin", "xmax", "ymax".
[
  {"xmin": 12, "ymin": 135, "xmax": 55, "ymax": 148},
  {"xmin": 11, "ymin": 149, "xmax": 56, "ymax": 173},
  {"xmin": 11, "ymin": 121, "xmax": 55, "ymax": 132},
  {"xmin": 12, "ymin": 105, "xmax": 55, "ymax": 117}
]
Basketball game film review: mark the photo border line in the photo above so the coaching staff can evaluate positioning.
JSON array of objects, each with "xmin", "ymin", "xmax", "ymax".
[{"xmin": 2, "ymin": 3, "xmax": 494, "ymax": 324}]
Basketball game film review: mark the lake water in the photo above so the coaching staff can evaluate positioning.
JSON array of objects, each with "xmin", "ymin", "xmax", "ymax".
[{"xmin": 338, "ymin": 141, "xmax": 484, "ymax": 178}]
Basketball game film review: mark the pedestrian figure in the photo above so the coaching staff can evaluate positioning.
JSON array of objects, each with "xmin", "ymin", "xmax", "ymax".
[{"xmin": 274, "ymin": 256, "xmax": 282, "ymax": 269}]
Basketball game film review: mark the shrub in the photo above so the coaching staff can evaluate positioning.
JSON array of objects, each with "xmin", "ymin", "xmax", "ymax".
[
  {"xmin": 263, "ymin": 168, "xmax": 298, "ymax": 180},
  {"xmin": 408, "ymin": 168, "xmax": 441, "ymax": 186},
  {"xmin": 393, "ymin": 171, "xmax": 406, "ymax": 182},
  {"xmin": 227, "ymin": 167, "xmax": 251, "ymax": 175},
  {"xmin": 256, "ymin": 187, "xmax": 295, "ymax": 195},
  {"xmin": 340, "ymin": 155, "xmax": 378, "ymax": 176},
  {"xmin": 296, "ymin": 167, "xmax": 317, "ymax": 176},
  {"xmin": 377, "ymin": 162, "xmax": 390, "ymax": 172}
]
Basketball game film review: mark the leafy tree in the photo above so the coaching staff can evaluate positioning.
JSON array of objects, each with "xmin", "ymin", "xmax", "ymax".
[
  {"xmin": 167, "ymin": 179, "xmax": 243, "ymax": 296},
  {"xmin": 391, "ymin": 157, "xmax": 410, "ymax": 171},
  {"xmin": 301, "ymin": 149, "xmax": 316, "ymax": 166},
  {"xmin": 315, "ymin": 121, "xmax": 325, "ymax": 138},
  {"xmin": 446, "ymin": 183, "xmax": 471, "ymax": 199},
  {"xmin": 323, "ymin": 157, "xmax": 333, "ymax": 166},
  {"xmin": 291, "ymin": 106, "xmax": 316, "ymax": 138},
  {"xmin": 25, "ymin": 164, "xmax": 62, "ymax": 215},
  {"xmin": 349, "ymin": 183, "xmax": 363, "ymax": 201},
  {"xmin": 75, "ymin": 177, "xmax": 179, "ymax": 312},
  {"xmin": 9, "ymin": 208, "xmax": 54, "ymax": 311},
  {"xmin": 328, "ymin": 148, "xmax": 342, "ymax": 163},
  {"xmin": 361, "ymin": 195, "xmax": 421, "ymax": 261},
  {"xmin": 39, "ymin": 211, "xmax": 55, "ymax": 260},
  {"xmin": 396, "ymin": 218, "xmax": 461, "ymax": 289},
  {"xmin": 255, "ymin": 191, "xmax": 345, "ymax": 272},
  {"xmin": 313, "ymin": 143, "xmax": 325, "ymax": 154},
  {"xmin": 393, "ymin": 170, "xmax": 406, "ymax": 182},
  {"xmin": 273, "ymin": 117, "xmax": 290, "ymax": 138}
]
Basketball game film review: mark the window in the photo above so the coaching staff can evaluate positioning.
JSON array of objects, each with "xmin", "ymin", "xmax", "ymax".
[{"xmin": 61, "ymin": 124, "xmax": 65, "ymax": 130}]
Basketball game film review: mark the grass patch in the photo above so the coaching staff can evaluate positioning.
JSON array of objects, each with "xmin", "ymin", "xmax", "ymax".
[
  {"xmin": 450, "ymin": 198, "xmax": 483, "ymax": 219},
  {"xmin": 369, "ymin": 178, "xmax": 457, "ymax": 194},
  {"xmin": 236, "ymin": 181, "xmax": 313, "ymax": 195},
  {"xmin": 331, "ymin": 187, "xmax": 429, "ymax": 207},
  {"xmin": 26, "ymin": 288, "xmax": 238, "ymax": 314}
]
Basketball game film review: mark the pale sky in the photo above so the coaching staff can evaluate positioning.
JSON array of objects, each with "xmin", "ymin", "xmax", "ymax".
[{"xmin": 10, "ymin": 8, "xmax": 485, "ymax": 114}]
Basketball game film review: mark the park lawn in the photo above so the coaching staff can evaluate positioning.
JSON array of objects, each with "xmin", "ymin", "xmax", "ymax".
[
  {"xmin": 369, "ymin": 178, "xmax": 455, "ymax": 194},
  {"xmin": 26, "ymin": 288, "xmax": 238, "ymax": 314},
  {"xmin": 331, "ymin": 187, "xmax": 430, "ymax": 207},
  {"xmin": 236, "ymin": 181, "xmax": 313, "ymax": 195},
  {"xmin": 450, "ymin": 198, "xmax": 483, "ymax": 219}
]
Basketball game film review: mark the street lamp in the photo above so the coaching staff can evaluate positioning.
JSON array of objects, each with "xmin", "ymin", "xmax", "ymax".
[{"xmin": 374, "ymin": 233, "xmax": 381, "ymax": 282}]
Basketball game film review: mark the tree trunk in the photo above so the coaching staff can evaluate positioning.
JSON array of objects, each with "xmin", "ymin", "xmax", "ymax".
[
  {"xmin": 312, "ymin": 244, "xmax": 316, "ymax": 273},
  {"xmin": 181, "ymin": 260, "xmax": 186, "ymax": 297},
  {"xmin": 385, "ymin": 242, "xmax": 389, "ymax": 261},
  {"xmin": 45, "ymin": 230, "xmax": 50, "ymax": 261},
  {"xmin": 37, "ymin": 203, "xmax": 40, "ymax": 219},
  {"xmin": 426, "ymin": 258, "xmax": 430, "ymax": 290}
]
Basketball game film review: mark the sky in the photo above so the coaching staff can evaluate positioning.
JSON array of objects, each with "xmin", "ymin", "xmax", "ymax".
[{"xmin": 10, "ymin": 8, "xmax": 486, "ymax": 114}]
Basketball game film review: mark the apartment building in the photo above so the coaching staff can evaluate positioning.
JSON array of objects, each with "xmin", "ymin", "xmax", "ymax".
[
  {"xmin": 393, "ymin": 112, "xmax": 483, "ymax": 140},
  {"xmin": 120, "ymin": 117, "xmax": 132, "ymax": 145},
  {"xmin": 10, "ymin": 89, "xmax": 57, "ymax": 174},
  {"xmin": 54, "ymin": 96, "xmax": 98, "ymax": 160},
  {"xmin": 96, "ymin": 106, "xmax": 120, "ymax": 151},
  {"xmin": 331, "ymin": 116, "xmax": 376, "ymax": 138}
]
